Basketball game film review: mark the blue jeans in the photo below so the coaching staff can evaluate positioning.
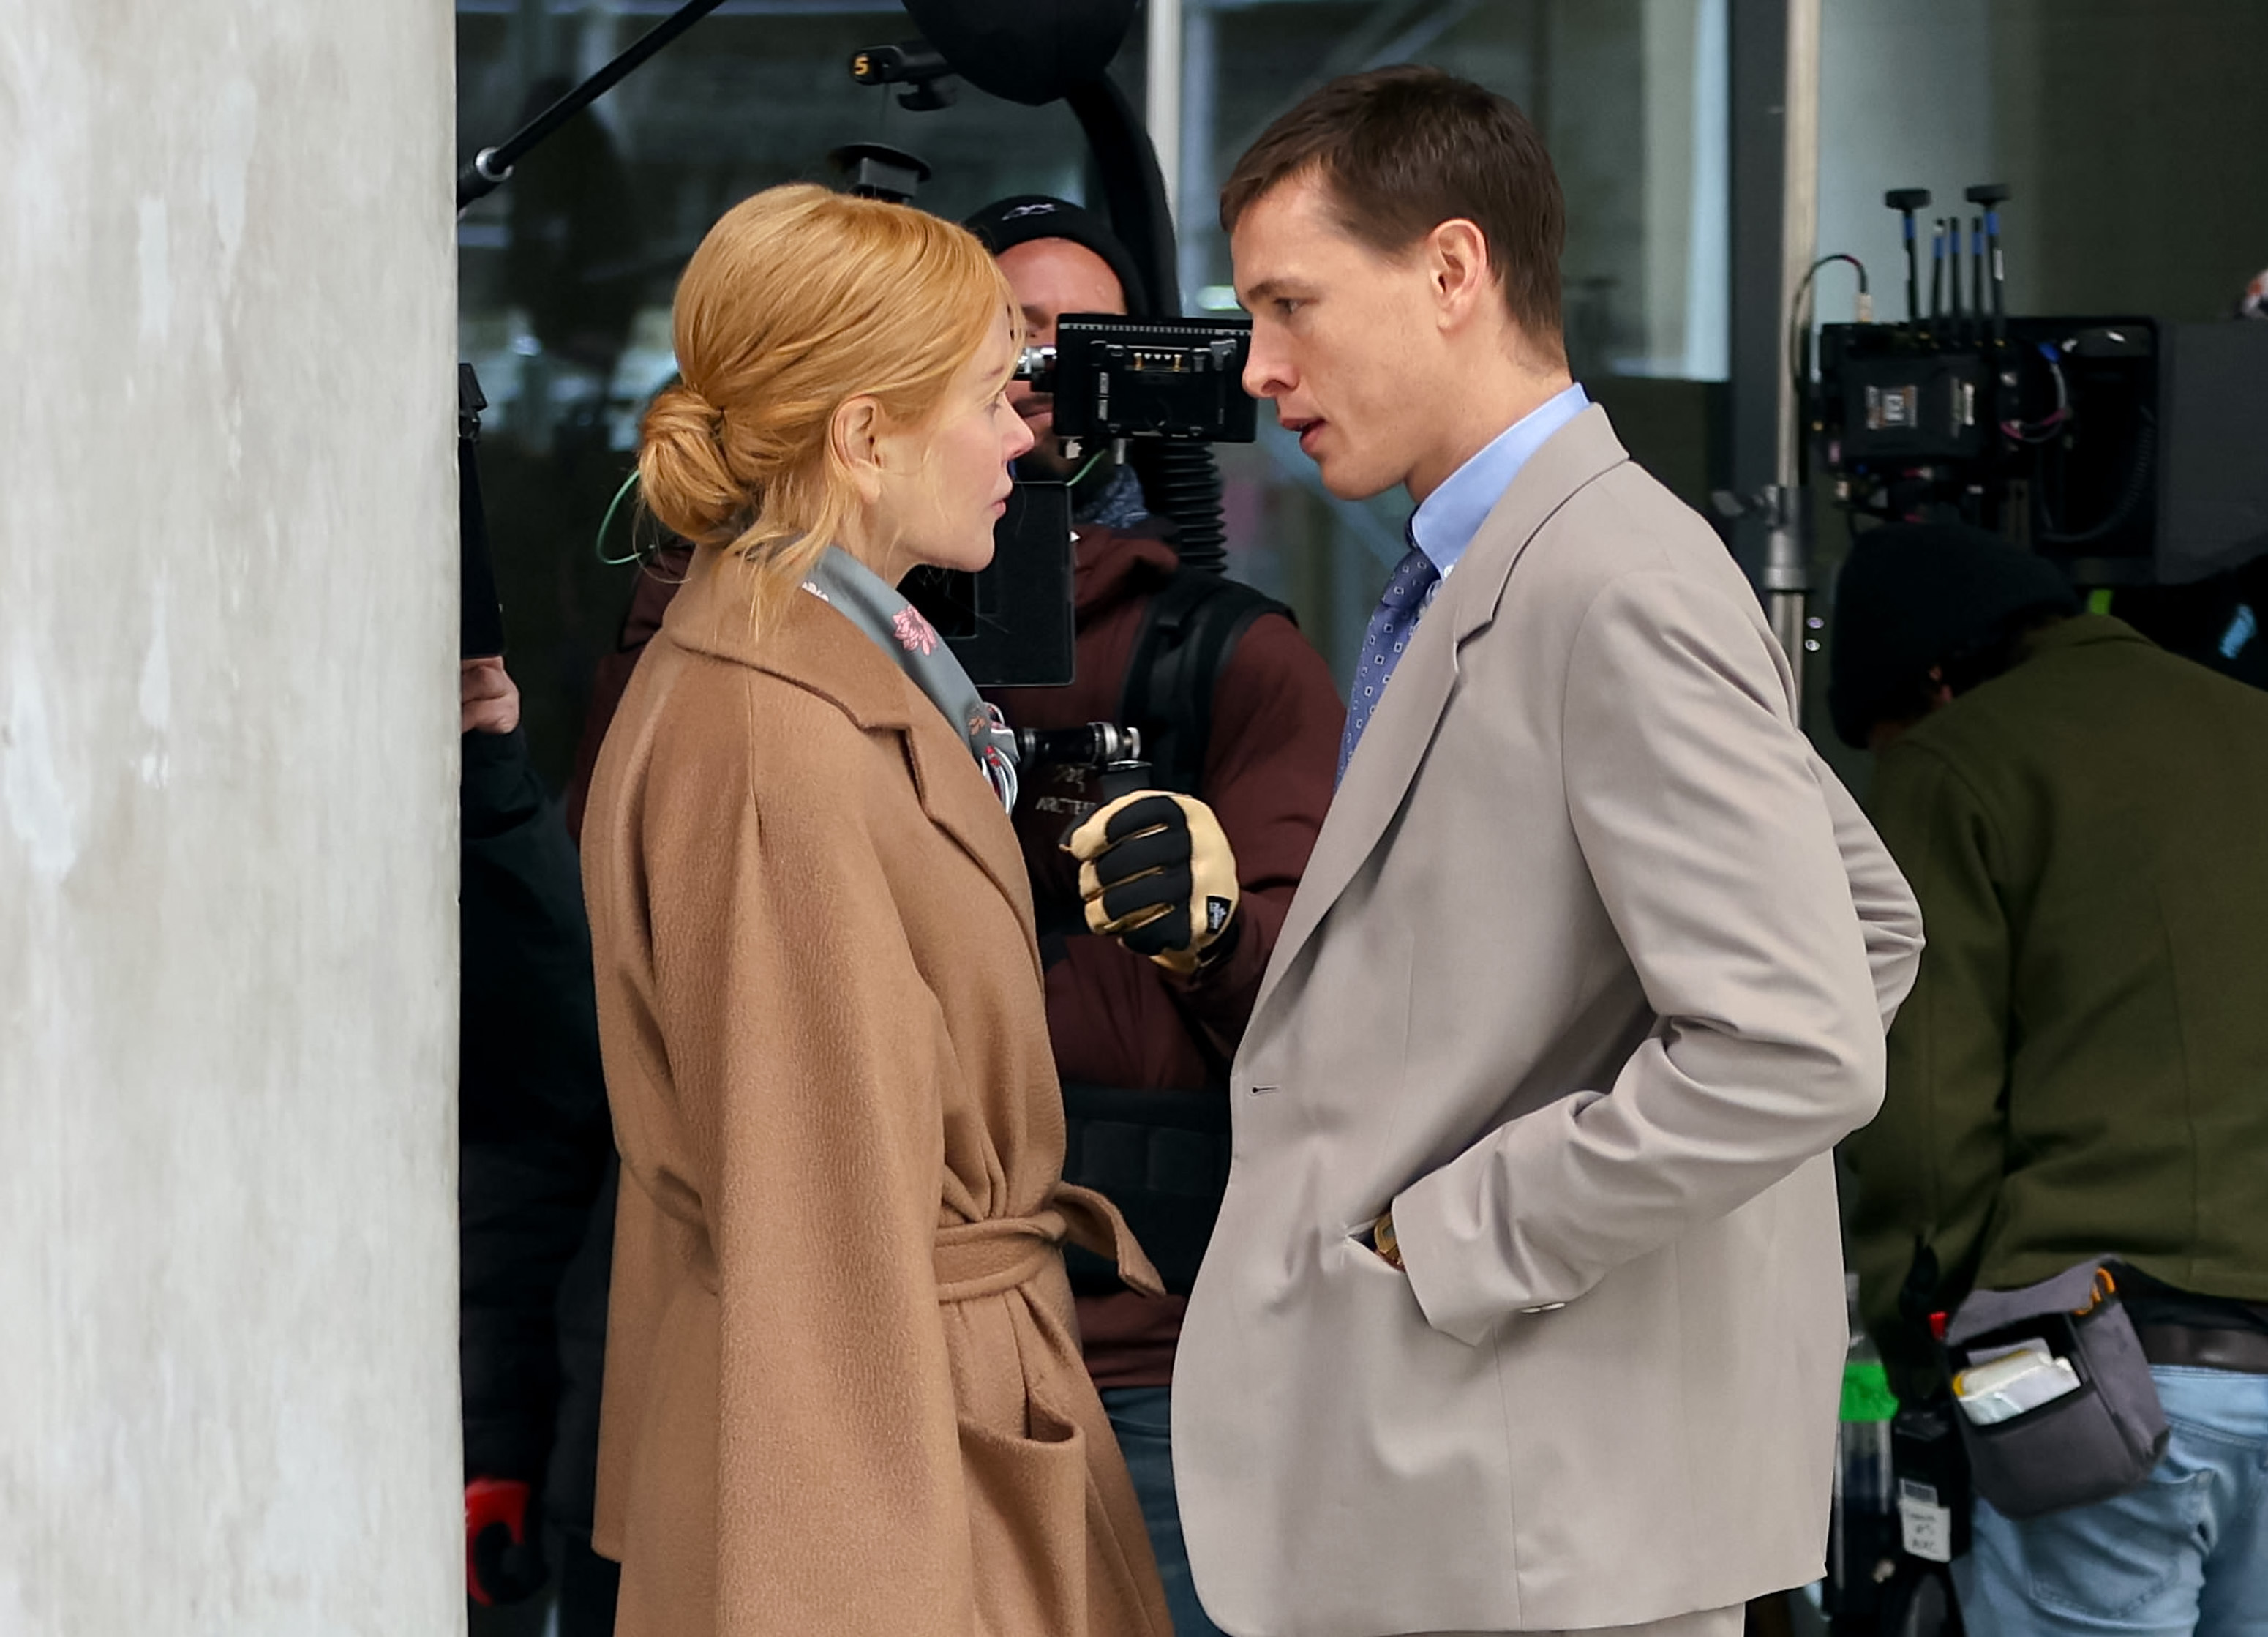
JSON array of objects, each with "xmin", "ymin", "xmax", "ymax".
[
  {"xmin": 1955, "ymin": 1365, "xmax": 2268, "ymax": 1636},
  {"xmin": 1102, "ymin": 1385, "xmax": 1227, "ymax": 1637}
]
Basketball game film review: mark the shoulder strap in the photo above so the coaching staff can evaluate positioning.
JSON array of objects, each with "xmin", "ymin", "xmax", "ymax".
[{"xmin": 1118, "ymin": 569, "xmax": 1291, "ymax": 795}]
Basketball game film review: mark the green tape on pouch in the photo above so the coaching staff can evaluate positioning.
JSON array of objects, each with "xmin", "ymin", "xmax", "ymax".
[{"xmin": 1841, "ymin": 1360, "xmax": 1898, "ymax": 1422}]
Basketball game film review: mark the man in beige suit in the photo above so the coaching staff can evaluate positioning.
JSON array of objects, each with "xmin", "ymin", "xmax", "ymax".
[{"xmin": 1159, "ymin": 69, "xmax": 1926, "ymax": 1637}]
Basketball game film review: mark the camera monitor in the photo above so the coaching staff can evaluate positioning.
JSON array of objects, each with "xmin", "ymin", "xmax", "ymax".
[
  {"xmin": 905, "ymin": 313, "xmax": 1258, "ymax": 689},
  {"xmin": 1024, "ymin": 313, "xmax": 1258, "ymax": 452}
]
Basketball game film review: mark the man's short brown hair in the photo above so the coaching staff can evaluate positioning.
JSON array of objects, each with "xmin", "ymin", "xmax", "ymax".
[{"xmin": 1220, "ymin": 66, "xmax": 1565, "ymax": 359}]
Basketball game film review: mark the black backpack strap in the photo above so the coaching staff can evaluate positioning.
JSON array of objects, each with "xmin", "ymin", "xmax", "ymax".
[
  {"xmin": 1059, "ymin": 1082, "xmax": 1233, "ymax": 1297},
  {"xmin": 1118, "ymin": 569, "xmax": 1292, "ymax": 795},
  {"xmin": 1055, "ymin": 572, "xmax": 1292, "ymax": 1294}
]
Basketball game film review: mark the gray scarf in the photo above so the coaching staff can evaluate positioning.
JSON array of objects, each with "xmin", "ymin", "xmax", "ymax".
[{"xmin": 800, "ymin": 546, "xmax": 1019, "ymax": 812}]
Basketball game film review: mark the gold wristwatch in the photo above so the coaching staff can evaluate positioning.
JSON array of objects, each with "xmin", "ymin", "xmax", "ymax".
[{"xmin": 1367, "ymin": 1210, "xmax": 1405, "ymax": 1270}]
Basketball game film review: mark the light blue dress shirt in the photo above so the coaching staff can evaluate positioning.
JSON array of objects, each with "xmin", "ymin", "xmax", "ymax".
[
  {"xmin": 1335, "ymin": 382, "xmax": 1594, "ymax": 784},
  {"xmin": 1408, "ymin": 382, "xmax": 1591, "ymax": 579}
]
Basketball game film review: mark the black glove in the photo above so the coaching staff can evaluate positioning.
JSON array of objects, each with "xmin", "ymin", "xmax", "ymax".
[{"xmin": 1066, "ymin": 791, "xmax": 1240, "ymax": 976}]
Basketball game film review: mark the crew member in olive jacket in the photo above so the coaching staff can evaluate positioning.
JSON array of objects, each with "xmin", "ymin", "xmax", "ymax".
[{"xmin": 1832, "ymin": 521, "xmax": 2268, "ymax": 1634}]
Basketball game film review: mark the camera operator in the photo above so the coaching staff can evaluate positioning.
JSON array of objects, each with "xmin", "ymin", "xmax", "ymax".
[
  {"xmin": 458, "ymin": 656, "xmax": 619, "ymax": 1634},
  {"xmin": 1831, "ymin": 522, "xmax": 2268, "ymax": 1636},
  {"xmin": 964, "ymin": 194, "xmax": 1345, "ymax": 1637},
  {"xmin": 563, "ymin": 196, "xmax": 1343, "ymax": 1636}
]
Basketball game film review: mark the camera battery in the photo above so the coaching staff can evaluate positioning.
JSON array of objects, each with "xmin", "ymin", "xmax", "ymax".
[{"xmin": 1839, "ymin": 351, "xmax": 1987, "ymax": 461}]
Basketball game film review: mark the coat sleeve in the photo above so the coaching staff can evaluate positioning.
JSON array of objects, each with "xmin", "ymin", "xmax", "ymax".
[
  {"xmin": 1842, "ymin": 741, "xmax": 2013, "ymax": 1397},
  {"xmin": 1394, "ymin": 569, "xmax": 1888, "ymax": 1345},
  {"xmin": 632, "ymin": 697, "xmax": 972, "ymax": 1629},
  {"xmin": 1168, "ymin": 612, "xmax": 1345, "ymax": 1049},
  {"xmin": 1810, "ymin": 748, "xmax": 1927, "ymax": 1030}
]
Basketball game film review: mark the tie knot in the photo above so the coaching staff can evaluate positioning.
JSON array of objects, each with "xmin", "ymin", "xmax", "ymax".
[{"xmin": 1382, "ymin": 542, "xmax": 1439, "ymax": 610}]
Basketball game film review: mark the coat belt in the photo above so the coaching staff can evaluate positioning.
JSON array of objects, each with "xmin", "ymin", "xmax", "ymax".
[{"xmin": 932, "ymin": 1183, "xmax": 1164, "ymax": 1305}]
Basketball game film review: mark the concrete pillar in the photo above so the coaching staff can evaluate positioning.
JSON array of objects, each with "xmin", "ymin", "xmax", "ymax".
[{"xmin": 0, "ymin": 2, "xmax": 462, "ymax": 1633}]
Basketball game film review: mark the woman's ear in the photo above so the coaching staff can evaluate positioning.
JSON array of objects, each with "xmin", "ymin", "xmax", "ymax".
[{"xmin": 832, "ymin": 394, "xmax": 887, "ymax": 502}]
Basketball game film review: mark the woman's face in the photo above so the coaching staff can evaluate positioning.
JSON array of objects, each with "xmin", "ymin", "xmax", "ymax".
[{"xmin": 867, "ymin": 307, "xmax": 1035, "ymax": 582}]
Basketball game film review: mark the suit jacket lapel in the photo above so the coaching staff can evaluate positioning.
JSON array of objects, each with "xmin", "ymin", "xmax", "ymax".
[
  {"xmin": 664, "ymin": 548, "xmax": 1036, "ymax": 960},
  {"xmin": 1248, "ymin": 407, "xmax": 1632, "ymax": 1037}
]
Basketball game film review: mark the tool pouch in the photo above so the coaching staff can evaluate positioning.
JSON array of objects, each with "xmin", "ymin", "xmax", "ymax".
[{"xmin": 1944, "ymin": 1259, "xmax": 2168, "ymax": 1518}]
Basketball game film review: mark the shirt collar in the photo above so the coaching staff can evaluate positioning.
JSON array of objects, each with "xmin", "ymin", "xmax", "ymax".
[{"xmin": 1409, "ymin": 382, "xmax": 1591, "ymax": 577}]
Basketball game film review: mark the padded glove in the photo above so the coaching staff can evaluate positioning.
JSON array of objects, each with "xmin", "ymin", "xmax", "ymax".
[{"xmin": 1066, "ymin": 791, "xmax": 1240, "ymax": 976}]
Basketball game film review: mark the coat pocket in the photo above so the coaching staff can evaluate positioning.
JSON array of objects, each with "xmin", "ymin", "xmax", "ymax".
[{"xmin": 958, "ymin": 1398, "xmax": 1089, "ymax": 1636}]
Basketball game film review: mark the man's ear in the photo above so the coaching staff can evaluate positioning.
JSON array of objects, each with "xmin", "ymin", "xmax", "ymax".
[
  {"xmin": 1425, "ymin": 218, "xmax": 1494, "ymax": 329},
  {"xmin": 831, "ymin": 395, "xmax": 887, "ymax": 501}
]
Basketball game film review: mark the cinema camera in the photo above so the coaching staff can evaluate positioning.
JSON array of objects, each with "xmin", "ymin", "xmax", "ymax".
[
  {"xmin": 1809, "ymin": 185, "xmax": 2268, "ymax": 591},
  {"xmin": 845, "ymin": 33, "xmax": 1261, "ymax": 691},
  {"xmin": 898, "ymin": 311, "xmax": 1257, "ymax": 692}
]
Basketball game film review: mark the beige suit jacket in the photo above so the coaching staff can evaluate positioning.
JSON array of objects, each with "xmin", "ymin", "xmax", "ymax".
[{"xmin": 1172, "ymin": 408, "xmax": 1923, "ymax": 1636}]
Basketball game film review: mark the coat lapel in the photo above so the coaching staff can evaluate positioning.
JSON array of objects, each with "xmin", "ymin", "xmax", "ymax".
[
  {"xmin": 897, "ymin": 713, "xmax": 1037, "ymax": 947},
  {"xmin": 664, "ymin": 547, "xmax": 1036, "ymax": 957},
  {"xmin": 1247, "ymin": 407, "xmax": 1633, "ymax": 1038}
]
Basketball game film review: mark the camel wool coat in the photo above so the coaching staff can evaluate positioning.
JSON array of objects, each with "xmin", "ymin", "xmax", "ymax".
[{"xmin": 580, "ymin": 544, "xmax": 1172, "ymax": 1637}]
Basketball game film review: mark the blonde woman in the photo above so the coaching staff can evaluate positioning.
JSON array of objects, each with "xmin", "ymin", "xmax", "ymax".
[{"xmin": 580, "ymin": 185, "xmax": 1172, "ymax": 1637}]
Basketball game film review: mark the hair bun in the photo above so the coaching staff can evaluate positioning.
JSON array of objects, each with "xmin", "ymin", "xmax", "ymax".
[{"xmin": 637, "ymin": 381, "xmax": 743, "ymax": 543}]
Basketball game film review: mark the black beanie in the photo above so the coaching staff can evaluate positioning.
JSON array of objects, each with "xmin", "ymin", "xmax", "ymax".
[
  {"xmin": 963, "ymin": 195, "xmax": 1149, "ymax": 316},
  {"xmin": 1828, "ymin": 522, "xmax": 2081, "ymax": 749}
]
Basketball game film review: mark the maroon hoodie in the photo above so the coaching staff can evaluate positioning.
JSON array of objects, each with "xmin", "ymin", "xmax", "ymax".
[{"xmin": 569, "ymin": 524, "xmax": 1344, "ymax": 1388}]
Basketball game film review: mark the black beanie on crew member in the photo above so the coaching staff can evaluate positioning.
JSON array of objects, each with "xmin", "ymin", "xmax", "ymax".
[
  {"xmin": 1828, "ymin": 521, "xmax": 2081, "ymax": 749},
  {"xmin": 963, "ymin": 195, "xmax": 1149, "ymax": 316}
]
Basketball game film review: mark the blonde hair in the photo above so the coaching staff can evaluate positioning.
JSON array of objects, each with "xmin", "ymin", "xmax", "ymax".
[{"xmin": 637, "ymin": 184, "xmax": 1018, "ymax": 621}]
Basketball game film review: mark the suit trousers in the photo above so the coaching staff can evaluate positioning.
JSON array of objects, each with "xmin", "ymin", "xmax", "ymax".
[{"xmin": 1423, "ymin": 1606, "xmax": 1742, "ymax": 1637}]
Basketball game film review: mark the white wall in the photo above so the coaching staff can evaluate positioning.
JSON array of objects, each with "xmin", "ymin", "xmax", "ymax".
[{"xmin": 0, "ymin": 3, "xmax": 462, "ymax": 1633}]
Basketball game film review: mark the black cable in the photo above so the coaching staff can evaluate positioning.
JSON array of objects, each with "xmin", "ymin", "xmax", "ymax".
[
  {"xmin": 1788, "ymin": 254, "xmax": 1871, "ymax": 397},
  {"xmin": 457, "ymin": 0, "xmax": 731, "ymax": 212},
  {"xmin": 2038, "ymin": 411, "xmax": 2155, "ymax": 547}
]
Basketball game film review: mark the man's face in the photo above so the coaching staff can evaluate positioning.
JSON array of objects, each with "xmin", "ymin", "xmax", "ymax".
[
  {"xmin": 1233, "ymin": 174, "xmax": 1443, "ymax": 501},
  {"xmin": 996, "ymin": 237, "xmax": 1127, "ymax": 479}
]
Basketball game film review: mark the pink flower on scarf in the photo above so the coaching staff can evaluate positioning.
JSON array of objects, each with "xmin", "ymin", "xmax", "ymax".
[{"xmin": 892, "ymin": 607, "xmax": 940, "ymax": 656}]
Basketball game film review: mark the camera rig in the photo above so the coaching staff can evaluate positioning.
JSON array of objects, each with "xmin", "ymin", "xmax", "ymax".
[
  {"xmin": 900, "ymin": 312, "xmax": 1258, "ymax": 690},
  {"xmin": 1809, "ymin": 187, "xmax": 2268, "ymax": 591}
]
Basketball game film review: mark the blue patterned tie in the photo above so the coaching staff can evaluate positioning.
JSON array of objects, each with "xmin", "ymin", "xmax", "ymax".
[{"xmin": 1337, "ymin": 539, "xmax": 1442, "ymax": 784}]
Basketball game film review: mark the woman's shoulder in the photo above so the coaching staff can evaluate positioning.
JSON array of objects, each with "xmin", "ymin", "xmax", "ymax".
[{"xmin": 636, "ymin": 615, "xmax": 920, "ymax": 821}]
